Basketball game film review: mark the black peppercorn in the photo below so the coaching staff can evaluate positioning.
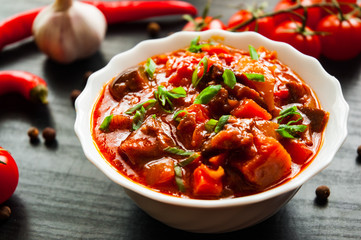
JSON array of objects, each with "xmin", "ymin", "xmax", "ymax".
[
  {"xmin": 42, "ymin": 127, "xmax": 56, "ymax": 143},
  {"xmin": 27, "ymin": 127, "xmax": 39, "ymax": 141},
  {"xmin": 315, "ymin": 185, "xmax": 330, "ymax": 202},
  {"xmin": 147, "ymin": 22, "xmax": 161, "ymax": 38},
  {"xmin": 357, "ymin": 145, "xmax": 361, "ymax": 156},
  {"xmin": 83, "ymin": 71, "xmax": 93, "ymax": 83},
  {"xmin": 70, "ymin": 89, "xmax": 81, "ymax": 106},
  {"xmin": 0, "ymin": 205, "xmax": 11, "ymax": 221}
]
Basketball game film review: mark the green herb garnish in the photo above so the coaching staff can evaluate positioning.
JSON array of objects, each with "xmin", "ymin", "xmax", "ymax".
[
  {"xmin": 154, "ymin": 86, "xmax": 187, "ymax": 112},
  {"xmin": 276, "ymin": 106, "xmax": 307, "ymax": 138},
  {"xmin": 132, "ymin": 106, "xmax": 146, "ymax": 131},
  {"xmin": 99, "ymin": 114, "xmax": 113, "ymax": 131},
  {"xmin": 178, "ymin": 152, "xmax": 200, "ymax": 167},
  {"xmin": 145, "ymin": 58, "xmax": 156, "ymax": 79},
  {"xmin": 194, "ymin": 84, "xmax": 221, "ymax": 104},
  {"xmin": 205, "ymin": 119, "xmax": 218, "ymax": 132},
  {"xmin": 276, "ymin": 124, "xmax": 307, "ymax": 138},
  {"xmin": 214, "ymin": 115, "xmax": 230, "ymax": 133},
  {"xmin": 244, "ymin": 73, "xmax": 265, "ymax": 82},
  {"xmin": 249, "ymin": 45, "xmax": 259, "ymax": 60},
  {"xmin": 125, "ymin": 99, "xmax": 156, "ymax": 115},
  {"xmin": 174, "ymin": 165, "xmax": 185, "ymax": 192},
  {"xmin": 276, "ymin": 106, "xmax": 302, "ymax": 122},
  {"xmin": 192, "ymin": 56, "xmax": 208, "ymax": 87},
  {"xmin": 0, "ymin": 160, "xmax": 6, "ymax": 165},
  {"xmin": 222, "ymin": 69, "xmax": 236, "ymax": 89},
  {"xmin": 173, "ymin": 110, "xmax": 188, "ymax": 122},
  {"xmin": 164, "ymin": 146, "xmax": 194, "ymax": 156}
]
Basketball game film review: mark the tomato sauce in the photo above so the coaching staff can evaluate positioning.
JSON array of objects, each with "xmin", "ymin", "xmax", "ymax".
[{"xmin": 92, "ymin": 39, "xmax": 329, "ymax": 199}]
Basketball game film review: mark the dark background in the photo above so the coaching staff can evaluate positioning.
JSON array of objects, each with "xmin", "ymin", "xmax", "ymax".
[{"xmin": 1, "ymin": 0, "xmax": 360, "ymax": 239}]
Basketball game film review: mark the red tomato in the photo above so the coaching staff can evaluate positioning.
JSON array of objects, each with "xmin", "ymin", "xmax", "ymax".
[
  {"xmin": 316, "ymin": 14, "xmax": 361, "ymax": 60},
  {"xmin": 0, "ymin": 147, "xmax": 19, "ymax": 204},
  {"xmin": 273, "ymin": 0, "xmax": 323, "ymax": 29},
  {"xmin": 324, "ymin": 0, "xmax": 357, "ymax": 15},
  {"xmin": 227, "ymin": 10, "xmax": 275, "ymax": 38},
  {"xmin": 183, "ymin": 16, "xmax": 226, "ymax": 31},
  {"xmin": 271, "ymin": 21, "xmax": 321, "ymax": 59}
]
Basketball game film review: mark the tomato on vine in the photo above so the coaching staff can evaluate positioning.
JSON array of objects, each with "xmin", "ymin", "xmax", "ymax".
[
  {"xmin": 227, "ymin": 9, "xmax": 275, "ymax": 38},
  {"xmin": 271, "ymin": 21, "xmax": 321, "ymax": 59},
  {"xmin": 273, "ymin": 0, "xmax": 324, "ymax": 29},
  {"xmin": 183, "ymin": 16, "xmax": 226, "ymax": 31},
  {"xmin": 0, "ymin": 147, "xmax": 19, "ymax": 204},
  {"xmin": 182, "ymin": 2, "xmax": 226, "ymax": 31},
  {"xmin": 316, "ymin": 14, "xmax": 361, "ymax": 60}
]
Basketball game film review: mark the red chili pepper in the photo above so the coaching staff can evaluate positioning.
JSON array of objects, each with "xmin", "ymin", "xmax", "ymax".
[
  {"xmin": 0, "ymin": 70, "xmax": 48, "ymax": 104},
  {"xmin": 84, "ymin": 1, "xmax": 198, "ymax": 24},
  {"xmin": 0, "ymin": 1, "xmax": 197, "ymax": 51},
  {"xmin": 0, "ymin": 7, "xmax": 43, "ymax": 51}
]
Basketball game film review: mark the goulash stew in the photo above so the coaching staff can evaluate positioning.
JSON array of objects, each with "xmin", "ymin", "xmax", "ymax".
[{"xmin": 92, "ymin": 38, "xmax": 329, "ymax": 199}]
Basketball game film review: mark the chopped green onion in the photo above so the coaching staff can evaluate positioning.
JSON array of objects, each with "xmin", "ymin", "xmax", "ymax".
[
  {"xmin": 164, "ymin": 146, "xmax": 194, "ymax": 156},
  {"xmin": 178, "ymin": 152, "xmax": 200, "ymax": 167},
  {"xmin": 249, "ymin": 45, "xmax": 259, "ymax": 60},
  {"xmin": 276, "ymin": 124, "xmax": 307, "ymax": 139},
  {"xmin": 173, "ymin": 110, "xmax": 188, "ymax": 122},
  {"xmin": 205, "ymin": 119, "xmax": 218, "ymax": 132},
  {"xmin": 132, "ymin": 106, "xmax": 146, "ymax": 131},
  {"xmin": 99, "ymin": 114, "xmax": 113, "ymax": 131},
  {"xmin": 214, "ymin": 115, "xmax": 230, "ymax": 133},
  {"xmin": 192, "ymin": 56, "xmax": 208, "ymax": 87},
  {"xmin": 244, "ymin": 73, "xmax": 265, "ymax": 82},
  {"xmin": 154, "ymin": 86, "xmax": 187, "ymax": 113},
  {"xmin": 222, "ymin": 69, "xmax": 236, "ymax": 89},
  {"xmin": 174, "ymin": 165, "xmax": 185, "ymax": 192},
  {"xmin": 145, "ymin": 58, "xmax": 156, "ymax": 79},
  {"xmin": 276, "ymin": 106, "xmax": 307, "ymax": 138},
  {"xmin": 194, "ymin": 84, "xmax": 221, "ymax": 104},
  {"xmin": 125, "ymin": 99, "xmax": 156, "ymax": 115},
  {"xmin": 188, "ymin": 36, "xmax": 212, "ymax": 53}
]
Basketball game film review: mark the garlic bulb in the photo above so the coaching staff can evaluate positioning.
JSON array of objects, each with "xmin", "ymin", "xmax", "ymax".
[{"xmin": 32, "ymin": 0, "xmax": 107, "ymax": 64}]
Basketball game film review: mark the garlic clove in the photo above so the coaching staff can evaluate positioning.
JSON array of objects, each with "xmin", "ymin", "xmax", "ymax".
[{"xmin": 32, "ymin": 0, "xmax": 107, "ymax": 64}]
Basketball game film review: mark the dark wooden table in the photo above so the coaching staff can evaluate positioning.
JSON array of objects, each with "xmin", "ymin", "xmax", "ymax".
[{"xmin": 1, "ymin": 0, "xmax": 360, "ymax": 239}]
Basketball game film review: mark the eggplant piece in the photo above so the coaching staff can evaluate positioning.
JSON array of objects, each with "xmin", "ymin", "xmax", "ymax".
[{"xmin": 109, "ymin": 65, "xmax": 149, "ymax": 101}]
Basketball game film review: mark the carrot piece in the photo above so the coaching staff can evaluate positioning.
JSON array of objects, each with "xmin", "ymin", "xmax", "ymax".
[
  {"xmin": 282, "ymin": 139, "xmax": 313, "ymax": 165},
  {"xmin": 231, "ymin": 99, "xmax": 272, "ymax": 120},
  {"xmin": 208, "ymin": 153, "xmax": 227, "ymax": 167},
  {"xmin": 241, "ymin": 132, "xmax": 292, "ymax": 188},
  {"xmin": 193, "ymin": 164, "xmax": 224, "ymax": 196},
  {"xmin": 185, "ymin": 104, "xmax": 210, "ymax": 123}
]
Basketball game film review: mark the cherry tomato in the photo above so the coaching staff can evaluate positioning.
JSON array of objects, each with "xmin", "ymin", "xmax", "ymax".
[
  {"xmin": 316, "ymin": 14, "xmax": 361, "ymax": 61},
  {"xmin": 324, "ymin": 0, "xmax": 357, "ymax": 15},
  {"xmin": 183, "ymin": 16, "xmax": 226, "ymax": 31},
  {"xmin": 273, "ymin": 0, "xmax": 323, "ymax": 29},
  {"xmin": 271, "ymin": 21, "xmax": 321, "ymax": 59},
  {"xmin": 227, "ymin": 10, "xmax": 275, "ymax": 38},
  {"xmin": 0, "ymin": 147, "xmax": 19, "ymax": 204}
]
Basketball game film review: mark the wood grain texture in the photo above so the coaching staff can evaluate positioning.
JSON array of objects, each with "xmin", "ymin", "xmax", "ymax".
[{"xmin": 1, "ymin": 0, "xmax": 360, "ymax": 239}]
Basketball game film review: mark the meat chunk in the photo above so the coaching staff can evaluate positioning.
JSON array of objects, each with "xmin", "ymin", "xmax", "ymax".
[
  {"xmin": 119, "ymin": 117, "xmax": 174, "ymax": 164},
  {"xmin": 201, "ymin": 118, "xmax": 254, "ymax": 156},
  {"xmin": 298, "ymin": 106, "xmax": 329, "ymax": 132},
  {"xmin": 109, "ymin": 66, "xmax": 149, "ymax": 101}
]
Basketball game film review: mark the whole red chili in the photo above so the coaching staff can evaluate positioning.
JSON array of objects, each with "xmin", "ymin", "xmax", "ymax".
[
  {"xmin": 0, "ymin": 70, "xmax": 48, "ymax": 104},
  {"xmin": 0, "ymin": 7, "xmax": 43, "ymax": 51},
  {"xmin": 0, "ymin": 1, "xmax": 197, "ymax": 51},
  {"xmin": 84, "ymin": 1, "xmax": 197, "ymax": 24}
]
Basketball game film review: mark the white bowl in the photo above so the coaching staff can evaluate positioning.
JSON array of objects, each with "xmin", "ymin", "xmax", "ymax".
[{"xmin": 74, "ymin": 30, "xmax": 349, "ymax": 233}]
